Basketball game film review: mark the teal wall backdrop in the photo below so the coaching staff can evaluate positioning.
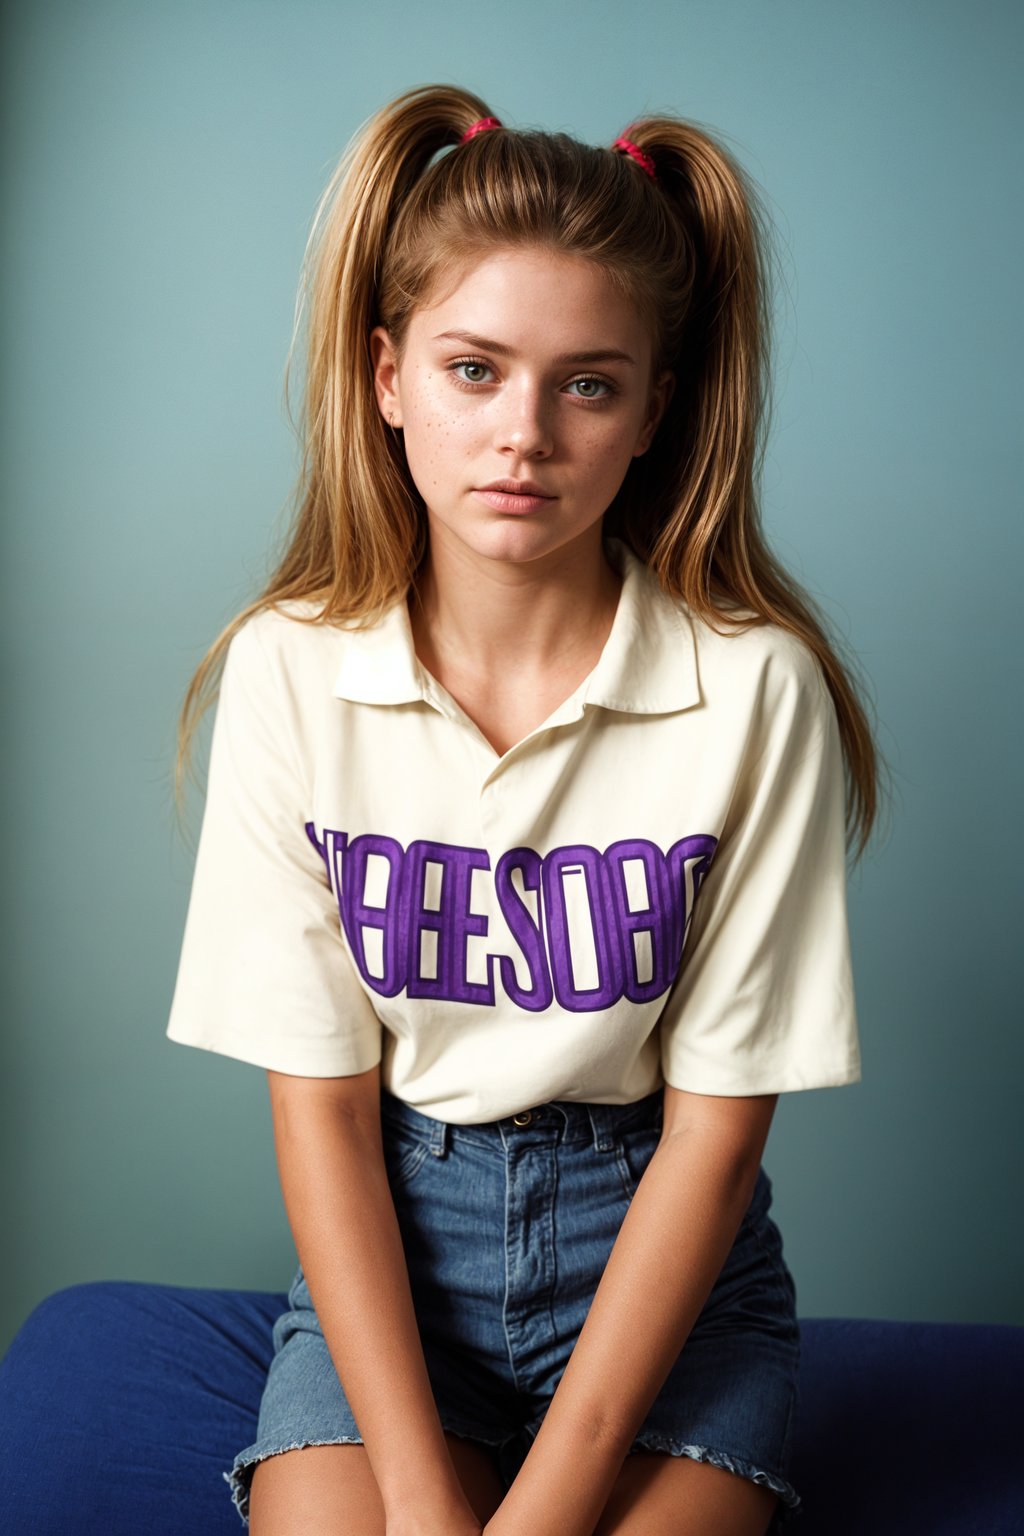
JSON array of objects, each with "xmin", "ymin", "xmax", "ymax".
[{"xmin": 2, "ymin": 0, "xmax": 1021, "ymax": 1357}]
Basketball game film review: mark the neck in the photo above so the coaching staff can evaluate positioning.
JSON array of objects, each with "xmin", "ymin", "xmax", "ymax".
[{"xmin": 407, "ymin": 527, "xmax": 622, "ymax": 684}]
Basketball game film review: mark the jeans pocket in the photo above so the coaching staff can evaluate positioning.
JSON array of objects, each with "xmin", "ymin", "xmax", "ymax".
[
  {"xmin": 271, "ymin": 1263, "xmax": 317, "ymax": 1353},
  {"xmin": 380, "ymin": 1112, "xmax": 433, "ymax": 1189},
  {"xmin": 613, "ymin": 1124, "xmax": 662, "ymax": 1203},
  {"xmin": 287, "ymin": 1262, "xmax": 310, "ymax": 1310},
  {"xmin": 748, "ymin": 1207, "xmax": 799, "ymax": 1301}
]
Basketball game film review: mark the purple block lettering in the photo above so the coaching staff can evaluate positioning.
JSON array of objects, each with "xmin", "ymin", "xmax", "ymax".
[
  {"xmin": 493, "ymin": 847, "xmax": 553, "ymax": 1011},
  {"xmin": 335, "ymin": 831, "xmax": 408, "ymax": 997},
  {"xmin": 604, "ymin": 839, "xmax": 676, "ymax": 1002},
  {"xmin": 404, "ymin": 840, "xmax": 493, "ymax": 1003},
  {"xmin": 665, "ymin": 835, "xmax": 718, "ymax": 964},
  {"xmin": 543, "ymin": 844, "xmax": 625, "ymax": 1011},
  {"xmin": 304, "ymin": 821, "xmax": 718, "ymax": 1014}
]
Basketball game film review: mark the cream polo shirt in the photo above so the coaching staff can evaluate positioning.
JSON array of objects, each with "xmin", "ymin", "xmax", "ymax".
[{"xmin": 165, "ymin": 535, "xmax": 861, "ymax": 1123}]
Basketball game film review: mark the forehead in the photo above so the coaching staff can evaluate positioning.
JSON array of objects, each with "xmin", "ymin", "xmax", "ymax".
[{"xmin": 408, "ymin": 246, "xmax": 652, "ymax": 358}]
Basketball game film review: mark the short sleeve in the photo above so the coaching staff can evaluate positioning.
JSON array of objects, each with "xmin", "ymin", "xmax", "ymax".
[
  {"xmin": 165, "ymin": 615, "xmax": 383, "ymax": 1076},
  {"xmin": 658, "ymin": 647, "xmax": 861, "ymax": 1095}
]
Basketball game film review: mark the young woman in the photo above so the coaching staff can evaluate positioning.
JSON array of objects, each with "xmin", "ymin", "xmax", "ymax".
[{"xmin": 167, "ymin": 84, "xmax": 881, "ymax": 1536}]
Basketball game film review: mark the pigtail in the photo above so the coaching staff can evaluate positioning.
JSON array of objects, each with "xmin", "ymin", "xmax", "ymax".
[
  {"xmin": 278, "ymin": 85, "xmax": 499, "ymax": 614},
  {"xmin": 606, "ymin": 119, "xmax": 770, "ymax": 606},
  {"xmin": 172, "ymin": 85, "xmax": 498, "ymax": 829},
  {"xmin": 612, "ymin": 120, "xmax": 883, "ymax": 862}
]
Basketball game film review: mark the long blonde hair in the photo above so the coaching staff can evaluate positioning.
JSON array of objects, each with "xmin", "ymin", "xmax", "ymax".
[{"xmin": 175, "ymin": 83, "xmax": 887, "ymax": 862}]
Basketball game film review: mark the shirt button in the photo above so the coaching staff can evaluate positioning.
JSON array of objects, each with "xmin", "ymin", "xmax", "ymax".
[{"xmin": 512, "ymin": 1111, "xmax": 533, "ymax": 1126}]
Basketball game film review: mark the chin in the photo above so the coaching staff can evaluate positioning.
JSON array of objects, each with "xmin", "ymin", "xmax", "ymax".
[
  {"xmin": 488, "ymin": 530, "xmax": 584, "ymax": 569},
  {"xmin": 437, "ymin": 517, "xmax": 569, "ymax": 565}
]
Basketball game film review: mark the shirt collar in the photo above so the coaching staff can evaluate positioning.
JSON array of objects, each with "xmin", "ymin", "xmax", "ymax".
[{"xmin": 331, "ymin": 536, "xmax": 700, "ymax": 716}]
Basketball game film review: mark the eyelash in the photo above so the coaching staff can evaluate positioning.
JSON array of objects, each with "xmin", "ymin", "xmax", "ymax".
[{"xmin": 447, "ymin": 357, "xmax": 616, "ymax": 403}]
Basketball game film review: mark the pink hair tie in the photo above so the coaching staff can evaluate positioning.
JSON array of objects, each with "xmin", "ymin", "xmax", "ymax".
[
  {"xmin": 613, "ymin": 132, "xmax": 656, "ymax": 181},
  {"xmin": 461, "ymin": 116, "xmax": 503, "ymax": 143}
]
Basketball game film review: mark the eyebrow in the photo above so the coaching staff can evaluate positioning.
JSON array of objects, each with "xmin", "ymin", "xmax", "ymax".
[{"xmin": 431, "ymin": 329, "xmax": 638, "ymax": 367}]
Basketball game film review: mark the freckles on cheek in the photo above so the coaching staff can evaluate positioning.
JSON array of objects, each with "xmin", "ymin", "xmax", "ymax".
[
  {"xmin": 585, "ymin": 425, "xmax": 638, "ymax": 475},
  {"xmin": 406, "ymin": 396, "xmax": 463, "ymax": 493},
  {"xmin": 411, "ymin": 396, "xmax": 471, "ymax": 477}
]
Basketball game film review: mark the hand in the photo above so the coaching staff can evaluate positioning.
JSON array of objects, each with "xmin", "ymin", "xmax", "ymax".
[
  {"xmin": 385, "ymin": 1506, "xmax": 483, "ymax": 1536},
  {"xmin": 386, "ymin": 1521, "xmax": 482, "ymax": 1536}
]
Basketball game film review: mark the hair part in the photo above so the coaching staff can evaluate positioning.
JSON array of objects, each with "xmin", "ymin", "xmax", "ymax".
[{"xmin": 174, "ymin": 83, "xmax": 888, "ymax": 864}]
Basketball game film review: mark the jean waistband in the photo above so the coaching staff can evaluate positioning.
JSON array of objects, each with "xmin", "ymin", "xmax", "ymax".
[{"xmin": 380, "ymin": 1084, "xmax": 664, "ymax": 1154}]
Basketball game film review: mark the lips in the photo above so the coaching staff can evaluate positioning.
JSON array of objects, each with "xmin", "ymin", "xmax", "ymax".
[
  {"xmin": 473, "ymin": 479, "xmax": 557, "ymax": 515},
  {"xmin": 478, "ymin": 478, "xmax": 554, "ymax": 497}
]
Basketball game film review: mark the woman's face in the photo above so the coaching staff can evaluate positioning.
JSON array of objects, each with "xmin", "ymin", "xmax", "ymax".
[{"xmin": 370, "ymin": 246, "xmax": 673, "ymax": 572}]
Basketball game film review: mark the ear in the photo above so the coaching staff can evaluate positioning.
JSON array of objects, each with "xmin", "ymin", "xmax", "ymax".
[
  {"xmin": 633, "ymin": 369, "xmax": 675, "ymax": 457},
  {"xmin": 370, "ymin": 326, "xmax": 403, "ymax": 428}
]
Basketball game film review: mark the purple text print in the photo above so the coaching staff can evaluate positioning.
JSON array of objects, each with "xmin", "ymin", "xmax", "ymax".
[{"xmin": 304, "ymin": 825, "xmax": 717, "ymax": 1012}]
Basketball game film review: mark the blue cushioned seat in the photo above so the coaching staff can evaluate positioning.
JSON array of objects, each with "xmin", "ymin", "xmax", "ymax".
[{"xmin": 1, "ymin": 1282, "xmax": 1022, "ymax": 1533}]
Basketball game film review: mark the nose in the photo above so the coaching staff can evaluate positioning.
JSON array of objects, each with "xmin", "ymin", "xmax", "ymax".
[{"xmin": 493, "ymin": 382, "xmax": 553, "ymax": 459}]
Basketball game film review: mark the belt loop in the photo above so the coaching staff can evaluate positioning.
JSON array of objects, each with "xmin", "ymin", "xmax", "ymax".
[
  {"xmin": 585, "ymin": 1105, "xmax": 617, "ymax": 1154},
  {"xmin": 431, "ymin": 1118, "xmax": 450, "ymax": 1157}
]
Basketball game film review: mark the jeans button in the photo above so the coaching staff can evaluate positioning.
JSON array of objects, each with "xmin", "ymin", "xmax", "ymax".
[{"xmin": 512, "ymin": 1110, "xmax": 533, "ymax": 1126}]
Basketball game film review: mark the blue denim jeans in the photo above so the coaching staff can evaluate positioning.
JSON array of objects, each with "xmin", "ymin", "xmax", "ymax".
[{"xmin": 227, "ymin": 1085, "xmax": 803, "ymax": 1531}]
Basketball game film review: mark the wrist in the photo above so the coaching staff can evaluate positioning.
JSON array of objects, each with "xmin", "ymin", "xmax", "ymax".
[
  {"xmin": 490, "ymin": 1410, "xmax": 629, "ymax": 1536},
  {"xmin": 387, "ymin": 1510, "xmax": 482, "ymax": 1536},
  {"xmin": 380, "ymin": 1456, "xmax": 475, "ymax": 1524},
  {"xmin": 385, "ymin": 1492, "xmax": 482, "ymax": 1536}
]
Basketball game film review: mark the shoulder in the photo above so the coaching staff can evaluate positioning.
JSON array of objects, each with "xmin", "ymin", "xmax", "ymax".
[
  {"xmin": 216, "ymin": 600, "xmax": 361, "ymax": 772},
  {"xmin": 678, "ymin": 600, "xmax": 833, "ymax": 755},
  {"xmin": 669, "ymin": 592, "xmax": 835, "ymax": 774},
  {"xmin": 232, "ymin": 597, "xmax": 343, "ymax": 660},
  {"xmin": 226, "ymin": 598, "xmax": 353, "ymax": 698},
  {"xmin": 213, "ymin": 599, "xmax": 389, "ymax": 791},
  {"xmin": 618, "ymin": 542, "xmax": 824, "ymax": 721}
]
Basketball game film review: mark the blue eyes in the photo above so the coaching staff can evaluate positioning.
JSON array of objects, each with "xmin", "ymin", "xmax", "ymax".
[
  {"xmin": 568, "ymin": 377, "xmax": 610, "ymax": 399},
  {"xmin": 449, "ymin": 359, "xmax": 614, "ymax": 401},
  {"xmin": 454, "ymin": 361, "xmax": 490, "ymax": 384}
]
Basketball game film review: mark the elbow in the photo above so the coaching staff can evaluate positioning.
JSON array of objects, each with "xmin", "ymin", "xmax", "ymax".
[
  {"xmin": 659, "ymin": 1086, "xmax": 778, "ymax": 1181},
  {"xmin": 658, "ymin": 1123, "xmax": 766, "ymax": 1207}
]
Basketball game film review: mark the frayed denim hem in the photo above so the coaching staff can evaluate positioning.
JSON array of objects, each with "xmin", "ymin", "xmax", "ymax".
[
  {"xmin": 223, "ymin": 1436, "xmax": 365, "ymax": 1525},
  {"xmin": 223, "ymin": 1417, "xmax": 519, "ymax": 1526},
  {"xmin": 629, "ymin": 1433, "xmax": 803, "ymax": 1534}
]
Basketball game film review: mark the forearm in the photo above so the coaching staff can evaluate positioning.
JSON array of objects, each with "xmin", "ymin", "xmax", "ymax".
[
  {"xmin": 486, "ymin": 1128, "xmax": 761, "ymax": 1536},
  {"xmin": 270, "ymin": 1096, "xmax": 469, "ymax": 1522}
]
